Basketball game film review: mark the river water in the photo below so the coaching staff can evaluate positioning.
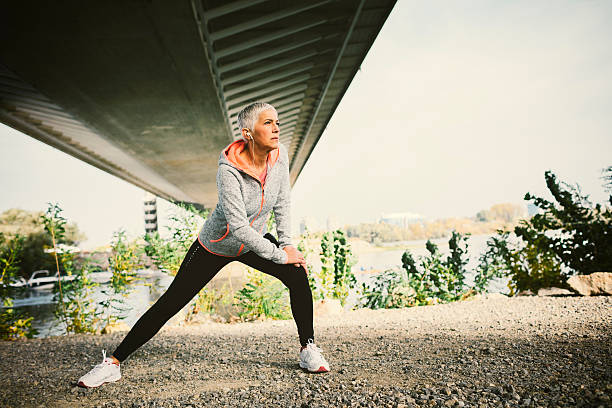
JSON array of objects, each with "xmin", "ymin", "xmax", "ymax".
[{"xmin": 6, "ymin": 233, "xmax": 509, "ymax": 338}]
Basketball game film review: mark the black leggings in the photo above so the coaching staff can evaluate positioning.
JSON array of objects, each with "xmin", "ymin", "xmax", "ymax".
[{"xmin": 112, "ymin": 234, "xmax": 314, "ymax": 362}]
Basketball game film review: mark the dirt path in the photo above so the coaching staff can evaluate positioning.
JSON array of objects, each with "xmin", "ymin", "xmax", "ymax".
[{"xmin": 0, "ymin": 295, "xmax": 610, "ymax": 407}]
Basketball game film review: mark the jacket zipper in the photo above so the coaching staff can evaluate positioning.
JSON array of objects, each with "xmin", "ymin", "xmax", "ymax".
[
  {"xmin": 236, "ymin": 171, "xmax": 266, "ymax": 256},
  {"xmin": 250, "ymin": 178, "xmax": 265, "ymax": 228}
]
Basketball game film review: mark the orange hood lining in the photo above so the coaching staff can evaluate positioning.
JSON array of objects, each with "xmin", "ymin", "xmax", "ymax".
[{"xmin": 223, "ymin": 139, "xmax": 280, "ymax": 179}]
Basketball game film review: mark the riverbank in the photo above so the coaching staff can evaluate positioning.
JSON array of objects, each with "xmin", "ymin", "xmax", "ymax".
[{"xmin": 0, "ymin": 295, "xmax": 610, "ymax": 408}]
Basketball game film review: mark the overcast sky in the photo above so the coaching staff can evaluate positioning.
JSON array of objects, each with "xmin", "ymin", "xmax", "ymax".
[{"xmin": 1, "ymin": 0, "xmax": 611, "ymax": 249}]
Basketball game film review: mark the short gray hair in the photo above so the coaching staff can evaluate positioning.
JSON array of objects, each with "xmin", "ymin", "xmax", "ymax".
[{"xmin": 237, "ymin": 102, "xmax": 276, "ymax": 139}]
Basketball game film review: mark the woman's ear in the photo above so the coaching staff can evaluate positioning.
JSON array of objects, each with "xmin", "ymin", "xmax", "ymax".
[{"xmin": 241, "ymin": 128, "xmax": 251, "ymax": 142}]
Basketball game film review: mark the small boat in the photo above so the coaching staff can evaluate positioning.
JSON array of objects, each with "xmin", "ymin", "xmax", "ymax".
[
  {"xmin": 8, "ymin": 277, "xmax": 27, "ymax": 288},
  {"xmin": 27, "ymin": 270, "xmax": 75, "ymax": 290}
]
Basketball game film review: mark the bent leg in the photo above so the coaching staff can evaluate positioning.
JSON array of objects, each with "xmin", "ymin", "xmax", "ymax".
[
  {"xmin": 238, "ymin": 235, "xmax": 314, "ymax": 346},
  {"xmin": 112, "ymin": 240, "xmax": 229, "ymax": 362}
]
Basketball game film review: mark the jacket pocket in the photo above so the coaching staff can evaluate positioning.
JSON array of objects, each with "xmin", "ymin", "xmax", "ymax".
[{"xmin": 210, "ymin": 223, "xmax": 229, "ymax": 242}]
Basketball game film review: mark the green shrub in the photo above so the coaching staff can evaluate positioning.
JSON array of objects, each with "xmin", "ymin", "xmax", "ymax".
[
  {"xmin": 0, "ymin": 233, "xmax": 24, "ymax": 292},
  {"xmin": 0, "ymin": 234, "xmax": 38, "ymax": 340},
  {"xmin": 359, "ymin": 268, "xmax": 417, "ymax": 309},
  {"xmin": 476, "ymin": 230, "xmax": 567, "ymax": 295},
  {"xmin": 0, "ymin": 298, "xmax": 37, "ymax": 340},
  {"xmin": 477, "ymin": 170, "xmax": 611, "ymax": 294},
  {"xmin": 516, "ymin": 170, "xmax": 611, "ymax": 274},
  {"xmin": 308, "ymin": 229, "xmax": 357, "ymax": 306},
  {"xmin": 98, "ymin": 230, "xmax": 143, "ymax": 330},
  {"xmin": 472, "ymin": 232, "xmax": 512, "ymax": 293},
  {"xmin": 56, "ymin": 264, "xmax": 100, "ymax": 334},
  {"xmin": 508, "ymin": 241, "xmax": 566, "ymax": 294},
  {"xmin": 144, "ymin": 203, "xmax": 208, "ymax": 275},
  {"xmin": 360, "ymin": 231, "xmax": 475, "ymax": 309},
  {"xmin": 143, "ymin": 232, "xmax": 181, "ymax": 275},
  {"xmin": 42, "ymin": 203, "xmax": 99, "ymax": 334},
  {"xmin": 428, "ymin": 231, "xmax": 471, "ymax": 301},
  {"xmin": 235, "ymin": 267, "xmax": 291, "ymax": 321}
]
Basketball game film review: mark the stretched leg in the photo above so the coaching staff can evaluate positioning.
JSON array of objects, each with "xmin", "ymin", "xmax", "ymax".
[
  {"xmin": 237, "ymin": 234, "xmax": 314, "ymax": 347},
  {"xmin": 112, "ymin": 239, "xmax": 229, "ymax": 362}
]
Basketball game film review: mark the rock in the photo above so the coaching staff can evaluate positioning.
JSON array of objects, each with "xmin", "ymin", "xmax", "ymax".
[
  {"xmin": 537, "ymin": 287, "xmax": 573, "ymax": 296},
  {"xmin": 101, "ymin": 322, "xmax": 130, "ymax": 334},
  {"xmin": 516, "ymin": 290, "xmax": 535, "ymax": 296},
  {"xmin": 567, "ymin": 272, "xmax": 612, "ymax": 296},
  {"xmin": 444, "ymin": 397, "xmax": 457, "ymax": 407},
  {"xmin": 313, "ymin": 299, "xmax": 343, "ymax": 317},
  {"xmin": 481, "ymin": 346, "xmax": 494, "ymax": 354}
]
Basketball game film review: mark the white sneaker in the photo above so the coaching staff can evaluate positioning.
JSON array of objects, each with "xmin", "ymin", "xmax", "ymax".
[
  {"xmin": 77, "ymin": 350, "xmax": 121, "ymax": 388},
  {"xmin": 299, "ymin": 340, "xmax": 330, "ymax": 373}
]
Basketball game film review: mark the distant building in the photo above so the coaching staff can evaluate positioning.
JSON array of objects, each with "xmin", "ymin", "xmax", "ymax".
[
  {"xmin": 143, "ymin": 192, "xmax": 158, "ymax": 235},
  {"xmin": 378, "ymin": 212, "xmax": 424, "ymax": 228}
]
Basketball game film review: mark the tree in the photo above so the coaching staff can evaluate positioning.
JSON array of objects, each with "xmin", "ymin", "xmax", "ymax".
[
  {"xmin": 516, "ymin": 170, "xmax": 612, "ymax": 274},
  {"xmin": 602, "ymin": 165, "xmax": 612, "ymax": 194},
  {"xmin": 0, "ymin": 233, "xmax": 38, "ymax": 339},
  {"xmin": 476, "ymin": 203, "xmax": 526, "ymax": 223},
  {"xmin": 0, "ymin": 208, "xmax": 84, "ymax": 243},
  {"xmin": 0, "ymin": 208, "xmax": 85, "ymax": 278}
]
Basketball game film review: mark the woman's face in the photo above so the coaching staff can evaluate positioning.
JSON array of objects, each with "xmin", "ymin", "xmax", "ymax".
[{"xmin": 251, "ymin": 109, "xmax": 280, "ymax": 151}]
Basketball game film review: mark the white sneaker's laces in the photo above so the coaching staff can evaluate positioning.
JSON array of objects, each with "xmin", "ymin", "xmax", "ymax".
[
  {"xmin": 88, "ymin": 350, "xmax": 114, "ymax": 376},
  {"xmin": 304, "ymin": 342, "xmax": 325, "ymax": 360},
  {"xmin": 308, "ymin": 344, "xmax": 323, "ymax": 353},
  {"xmin": 307, "ymin": 339, "xmax": 322, "ymax": 350}
]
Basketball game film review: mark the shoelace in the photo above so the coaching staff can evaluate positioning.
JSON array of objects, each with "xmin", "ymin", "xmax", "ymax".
[
  {"xmin": 305, "ymin": 339, "xmax": 323, "ymax": 354},
  {"xmin": 308, "ymin": 344, "xmax": 322, "ymax": 353},
  {"xmin": 303, "ymin": 343, "xmax": 325, "ymax": 359},
  {"xmin": 88, "ymin": 350, "xmax": 114, "ymax": 375}
]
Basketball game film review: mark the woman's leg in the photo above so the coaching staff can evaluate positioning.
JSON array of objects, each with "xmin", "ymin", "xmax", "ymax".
[
  {"xmin": 237, "ymin": 234, "xmax": 314, "ymax": 347},
  {"xmin": 112, "ymin": 239, "xmax": 230, "ymax": 362}
]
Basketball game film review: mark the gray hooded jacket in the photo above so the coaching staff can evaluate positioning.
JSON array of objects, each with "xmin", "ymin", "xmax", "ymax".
[{"xmin": 197, "ymin": 139, "xmax": 291, "ymax": 264}]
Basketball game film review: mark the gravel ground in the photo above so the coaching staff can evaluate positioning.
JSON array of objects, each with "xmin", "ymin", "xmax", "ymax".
[{"xmin": 0, "ymin": 295, "xmax": 610, "ymax": 408}]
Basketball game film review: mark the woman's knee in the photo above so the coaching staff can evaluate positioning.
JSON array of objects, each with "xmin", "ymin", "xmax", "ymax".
[{"xmin": 283, "ymin": 265, "xmax": 309, "ymax": 289}]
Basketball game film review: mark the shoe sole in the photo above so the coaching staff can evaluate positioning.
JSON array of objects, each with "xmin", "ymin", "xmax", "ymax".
[
  {"xmin": 77, "ymin": 375, "xmax": 121, "ymax": 388},
  {"xmin": 299, "ymin": 362, "xmax": 329, "ymax": 373}
]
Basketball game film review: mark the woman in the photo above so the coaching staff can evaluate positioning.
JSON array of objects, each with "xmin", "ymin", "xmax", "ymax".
[{"xmin": 77, "ymin": 102, "xmax": 330, "ymax": 388}]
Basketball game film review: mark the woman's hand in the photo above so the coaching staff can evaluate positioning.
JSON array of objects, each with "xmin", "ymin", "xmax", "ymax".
[
  {"xmin": 283, "ymin": 245, "xmax": 304, "ymax": 264},
  {"xmin": 282, "ymin": 246, "xmax": 308, "ymax": 274}
]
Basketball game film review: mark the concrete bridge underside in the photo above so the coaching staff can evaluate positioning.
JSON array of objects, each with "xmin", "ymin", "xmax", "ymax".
[{"xmin": 0, "ymin": 0, "xmax": 395, "ymax": 208}]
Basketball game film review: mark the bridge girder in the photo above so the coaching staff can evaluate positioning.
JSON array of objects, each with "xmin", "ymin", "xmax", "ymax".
[{"xmin": 0, "ymin": 0, "xmax": 396, "ymax": 208}]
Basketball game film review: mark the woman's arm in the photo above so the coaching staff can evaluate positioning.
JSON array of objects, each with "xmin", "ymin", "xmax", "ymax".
[{"xmin": 217, "ymin": 168, "xmax": 288, "ymax": 264}]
